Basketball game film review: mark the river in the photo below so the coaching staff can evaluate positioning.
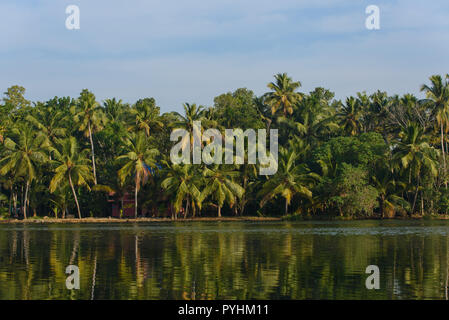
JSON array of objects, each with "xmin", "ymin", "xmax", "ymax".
[{"xmin": 0, "ymin": 220, "xmax": 448, "ymax": 299}]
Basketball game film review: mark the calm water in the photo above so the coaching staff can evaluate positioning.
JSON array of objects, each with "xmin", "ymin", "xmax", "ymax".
[{"xmin": 0, "ymin": 220, "xmax": 448, "ymax": 300}]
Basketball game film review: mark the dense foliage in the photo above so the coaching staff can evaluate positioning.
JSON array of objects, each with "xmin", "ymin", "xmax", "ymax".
[{"xmin": 1, "ymin": 73, "xmax": 449, "ymax": 219}]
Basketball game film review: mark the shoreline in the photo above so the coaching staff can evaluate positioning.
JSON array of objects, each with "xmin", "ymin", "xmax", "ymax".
[
  {"xmin": 0, "ymin": 216, "xmax": 282, "ymax": 224},
  {"xmin": 1, "ymin": 215, "xmax": 449, "ymax": 224}
]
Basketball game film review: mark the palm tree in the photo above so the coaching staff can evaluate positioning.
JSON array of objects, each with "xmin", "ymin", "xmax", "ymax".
[
  {"xmin": 73, "ymin": 89, "xmax": 107, "ymax": 185},
  {"xmin": 0, "ymin": 126, "xmax": 46, "ymax": 218},
  {"xmin": 49, "ymin": 184, "xmax": 72, "ymax": 218},
  {"xmin": 278, "ymin": 93, "xmax": 338, "ymax": 147},
  {"xmin": 172, "ymin": 103, "xmax": 206, "ymax": 154},
  {"xmin": 421, "ymin": 75, "xmax": 449, "ymax": 187},
  {"xmin": 199, "ymin": 165, "xmax": 244, "ymax": 217},
  {"xmin": 372, "ymin": 165, "xmax": 409, "ymax": 218},
  {"xmin": 393, "ymin": 123, "xmax": 439, "ymax": 213},
  {"xmin": 117, "ymin": 132, "xmax": 159, "ymax": 218},
  {"xmin": 259, "ymin": 148, "xmax": 318, "ymax": 215},
  {"xmin": 49, "ymin": 137, "xmax": 94, "ymax": 219},
  {"xmin": 265, "ymin": 73, "xmax": 302, "ymax": 116},
  {"xmin": 104, "ymin": 98, "xmax": 127, "ymax": 123},
  {"xmin": 359, "ymin": 91, "xmax": 391, "ymax": 133},
  {"xmin": 129, "ymin": 98, "xmax": 163, "ymax": 137},
  {"xmin": 254, "ymin": 96, "xmax": 274, "ymax": 132},
  {"xmin": 161, "ymin": 162, "xmax": 202, "ymax": 218},
  {"xmin": 173, "ymin": 103, "xmax": 205, "ymax": 132},
  {"xmin": 337, "ymin": 97, "xmax": 363, "ymax": 136},
  {"xmin": 26, "ymin": 102, "xmax": 67, "ymax": 148}
]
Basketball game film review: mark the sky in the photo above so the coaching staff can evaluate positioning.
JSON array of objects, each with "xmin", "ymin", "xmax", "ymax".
[{"xmin": 0, "ymin": 0, "xmax": 448, "ymax": 113}]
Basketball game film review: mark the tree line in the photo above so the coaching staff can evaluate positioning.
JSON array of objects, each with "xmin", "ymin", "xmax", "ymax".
[{"xmin": 1, "ymin": 73, "xmax": 449, "ymax": 219}]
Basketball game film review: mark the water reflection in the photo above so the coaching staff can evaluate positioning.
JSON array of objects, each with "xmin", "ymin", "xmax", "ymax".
[{"xmin": 0, "ymin": 221, "xmax": 448, "ymax": 300}]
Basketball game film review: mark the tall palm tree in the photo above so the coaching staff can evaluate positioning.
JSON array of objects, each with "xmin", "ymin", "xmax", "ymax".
[
  {"xmin": 265, "ymin": 73, "xmax": 302, "ymax": 116},
  {"xmin": 0, "ymin": 126, "xmax": 46, "ymax": 218},
  {"xmin": 117, "ymin": 132, "xmax": 159, "ymax": 218},
  {"xmin": 278, "ymin": 94, "xmax": 338, "ymax": 147},
  {"xmin": 172, "ymin": 103, "xmax": 206, "ymax": 153},
  {"xmin": 259, "ymin": 148, "xmax": 318, "ymax": 215},
  {"xmin": 103, "ymin": 98, "xmax": 126, "ymax": 123},
  {"xmin": 25, "ymin": 102, "xmax": 67, "ymax": 146},
  {"xmin": 173, "ymin": 103, "xmax": 205, "ymax": 132},
  {"xmin": 49, "ymin": 137, "xmax": 93, "ymax": 219},
  {"xmin": 337, "ymin": 97, "xmax": 363, "ymax": 136},
  {"xmin": 161, "ymin": 162, "xmax": 202, "ymax": 218},
  {"xmin": 372, "ymin": 165, "xmax": 409, "ymax": 218},
  {"xmin": 129, "ymin": 98, "xmax": 163, "ymax": 137},
  {"xmin": 254, "ymin": 96, "xmax": 273, "ymax": 132},
  {"xmin": 393, "ymin": 123, "xmax": 439, "ymax": 213},
  {"xmin": 421, "ymin": 74, "xmax": 449, "ymax": 187},
  {"xmin": 199, "ymin": 165, "xmax": 244, "ymax": 217},
  {"xmin": 73, "ymin": 89, "xmax": 107, "ymax": 185}
]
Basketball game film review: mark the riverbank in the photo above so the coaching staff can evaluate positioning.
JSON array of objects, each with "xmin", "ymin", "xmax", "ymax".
[
  {"xmin": 0, "ymin": 216, "xmax": 283, "ymax": 224},
  {"xmin": 1, "ymin": 215, "xmax": 449, "ymax": 223}
]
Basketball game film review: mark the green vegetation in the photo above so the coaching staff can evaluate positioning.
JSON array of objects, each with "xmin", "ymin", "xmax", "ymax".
[{"xmin": 1, "ymin": 73, "xmax": 449, "ymax": 219}]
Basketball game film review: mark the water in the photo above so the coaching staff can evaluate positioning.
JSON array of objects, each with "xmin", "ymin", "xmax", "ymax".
[{"xmin": 0, "ymin": 220, "xmax": 448, "ymax": 300}]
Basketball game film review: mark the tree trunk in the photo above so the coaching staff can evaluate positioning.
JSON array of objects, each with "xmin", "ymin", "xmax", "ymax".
[
  {"xmin": 411, "ymin": 175, "xmax": 420, "ymax": 214},
  {"xmin": 442, "ymin": 122, "xmax": 447, "ymax": 188},
  {"xmin": 421, "ymin": 192, "xmax": 424, "ymax": 216},
  {"xmin": 171, "ymin": 203, "xmax": 176, "ymax": 220},
  {"xmin": 379, "ymin": 195, "xmax": 384, "ymax": 219},
  {"xmin": 134, "ymin": 180, "xmax": 138, "ymax": 219},
  {"xmin": 266, "ymin": 118, "xmax": 272, "ymax": 134},
  {"xmin": 184, "ymin": 197, "xmax": 189, "ymax": 219},
  {"xmin": 239, "ymin": 176, "xmax": 248, "ymax": 216},
  {"xmin": 69, "ymin": 173, "xmax": 82, "ymax": 219},
  {"xmin": 88, "ymin": 121, "xmax": 98, "ymax": 185},
  {"xmin": 20, "ymin": 185, "xmax": 23, "ymax": 218},
  {"xmin": 13, "ymin": 191, "xmax": 17, "ymax": 218},
  {"xmin": 218, "ymin": 206, "xmax": 221, "ymax": 217},
  {"xmin": 23, "ymin": 181, "xmax": 29, "ymax": 219},
  {"xmin": 8, "ymin": 189, "xmax": 12, "ymax": 217},
  {"xmin": 285, "ymin": 198, "xmax": 288, "ymax": 215}
]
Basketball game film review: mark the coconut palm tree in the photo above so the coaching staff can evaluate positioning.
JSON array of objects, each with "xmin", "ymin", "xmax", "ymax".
[
  {"xmin": 278, "ymin": 94, "xmax": 338, "ymax": 147},
  {"xmin": 259, "ymin": 148, "xmax": 318, "ymax": 215},
  {"xmin": 25, "ymin": 102, "xmax": 67, "ymax": 146},
  {"xmin": 392, "ymin": 123, "xmax": 439, "ymax": 213},
  {"xmin": 103, "ymin": 98, "xmax": 127, "ymax": 123},
  {"xmin": 117, "ymin": 132, "xmax": 159, "ymax": 218},
  {"xmin": 129, "ymin": 98, "xmax": 163, "ymax": 137},
  {"xmin": 421, "ymin": 74, "xmax": 449, "ymax": 187},
  {"xmin": 49, "ymin": 137, "xmax": 94, "ymax": 219},
  {"xmin": 337, "ymin": 97, "xmax": 363, "ymax": 136},
  {"xmin": 161, "ymin": 162, "xmax": 202, "ymax": 218},
  {"xmin": 265, "ymin": 73, "xmax": 302, "ymax": 116},
  {"xmin": 372, "ymin": 164, "xmax": 409, "ymax": 218},
  {"xmin": 199, "ymin": 165, "xmax": 244, "ymax": 217},
  {"xmin": 173, "ymin": 103, "xmax": 205, "ymax": 132},
  {"xmin": 0, "ymin": 126, "xmax": 47, "ymax": 218},
  {"xmin": 73, "ymin": 89, "xmax": 107, "ymax": 185}
]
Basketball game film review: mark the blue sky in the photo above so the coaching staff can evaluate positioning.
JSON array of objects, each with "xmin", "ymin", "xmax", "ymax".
[{"xmin": 1, "ymin": 0, "xmax": 448, "ymax": 113}]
